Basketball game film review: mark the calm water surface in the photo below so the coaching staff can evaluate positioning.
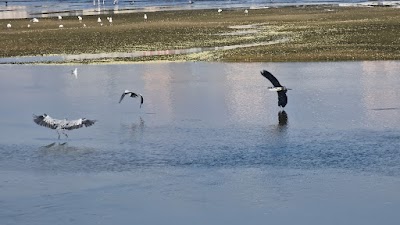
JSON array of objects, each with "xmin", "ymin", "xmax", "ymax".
[{"xmin": 1, "ymin": 61, "xmax": 400, "ymax": 225}]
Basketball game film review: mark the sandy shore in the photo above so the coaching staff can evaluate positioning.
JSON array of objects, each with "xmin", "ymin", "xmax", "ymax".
[{"xmin": 1, "ymin": 5, "xmax": 400, "ymax": 63}]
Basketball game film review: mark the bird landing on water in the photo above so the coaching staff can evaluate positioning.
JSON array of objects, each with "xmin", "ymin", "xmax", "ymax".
[
  {"xmin": 260, "ymin": 70, "xmax": 291, "ymax": 108},
  {"xmin": 33, "ymin": 114, "xmax": 96, "ymax": 139},
  {"xmin": 119, "ymin": 90, "xmax": 144, "ymax": 108}
]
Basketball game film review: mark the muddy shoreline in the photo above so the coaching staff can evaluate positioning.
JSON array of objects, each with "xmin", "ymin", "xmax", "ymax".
[{"xmin": 1, "ymin": 6, "xmax": 400, "ymax": 63}]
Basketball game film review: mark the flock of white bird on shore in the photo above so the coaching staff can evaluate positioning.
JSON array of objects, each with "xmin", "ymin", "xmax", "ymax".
[
  {"xmin": 4, "ymin": 14, "xmax": 116, "ymax": 29},
  {"xmin": 5, "ymin": 7, "xmax": 251, "ymax": 29}
]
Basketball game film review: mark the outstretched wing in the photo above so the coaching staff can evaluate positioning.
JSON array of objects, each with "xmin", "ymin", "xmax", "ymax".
[
  {"xmin": 83, "ymin": 119, "xmax": 96, "ymax": 127},
  {"xmin": 119, "ymin": 92, "xmax": 127, "ymax": 103},
  {"xmin": 64, "ymin": 118, "xmax": 96, "ymax": 130},
  {"xmin": 140, "ymin": 95, "xmax": 144, "ymax": 108},
  {"xmin": 277, "ymin": 91, "xmax": 288, "ymax": 108},
  {"xmin": 33, "ymin": 114, "xmax": 58, "ymax": 129},
  {"xmin": 261, "ymin": 70, "xmax": 282, "ymax": 87}
]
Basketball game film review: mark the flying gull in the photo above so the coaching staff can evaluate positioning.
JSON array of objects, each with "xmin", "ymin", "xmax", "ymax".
[
  {"xmin": 119, "ymin": 90, "xmax": 143, "ymax": 108},
  {"xmin": 260, "ymin": 70, "xmax": 291, "ymax": 108},
  {"xmin": 33, "ymin": 114, "xmax": 96, "ymax": 139}
]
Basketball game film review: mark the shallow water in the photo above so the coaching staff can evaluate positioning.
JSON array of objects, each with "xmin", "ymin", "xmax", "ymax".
[{"xmin": 1, "ymin": 61, "xmax": 400, "ymax": 224}]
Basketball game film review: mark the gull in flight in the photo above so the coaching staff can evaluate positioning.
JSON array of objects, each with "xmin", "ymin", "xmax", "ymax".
[
  {"xmin": 33, "ymin": 114, "xmax": 97, "ymax": 139},
  {"xmin": 260, "ymin": 70, "xmax": 291, "ymax": 108},
  {"xmin": 119, "ymin": 90, "xmax": 143, "ymax": 108}
]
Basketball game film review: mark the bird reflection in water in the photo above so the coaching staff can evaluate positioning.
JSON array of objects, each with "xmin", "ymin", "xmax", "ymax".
[
  {"xmin": 278, "ymin": 110, "xmax": 288, "ymax": 126},
  {"xmin": 276, "ymin": 110, "xmax": 289, "ymax": 134},
  {"xmin": 130, "ymin": 117, "xmax": 145, "ymax": 135},
  {"xmin": 120, "ymin": 117, "xmax": 145, "ymax": 142}
]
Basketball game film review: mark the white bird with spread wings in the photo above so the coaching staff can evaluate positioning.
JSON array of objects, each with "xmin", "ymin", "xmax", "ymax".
[{"xmin": 33, "ymin": 114, "xmax": 96, "ymax": 139}]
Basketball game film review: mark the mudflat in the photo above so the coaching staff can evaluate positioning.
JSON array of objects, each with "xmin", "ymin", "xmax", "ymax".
[{"xmin": 1, "ymin": 6, "xmax": 400, "ymax": 62}]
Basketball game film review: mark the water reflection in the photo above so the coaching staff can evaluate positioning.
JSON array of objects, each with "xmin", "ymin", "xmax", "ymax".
[
  {"xmin": 361, "ymin": 61, "xmax": 400, "ymax": 129},
  {"xmin": 278, "ymin": 110, "xmax": 288, "ymax": 127},
  {"xmin": 120, "ymin": 116, "xmax": 145, "ymax": 142}
]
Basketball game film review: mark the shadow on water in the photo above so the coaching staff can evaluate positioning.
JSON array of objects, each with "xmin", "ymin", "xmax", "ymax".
[
  {"xmin": 39, "ymin": 142, "xmax": 94, "ymax": 151},
  {"xmin": 370, "ymin": 107, "xmax": 399, "ymax": 111}
]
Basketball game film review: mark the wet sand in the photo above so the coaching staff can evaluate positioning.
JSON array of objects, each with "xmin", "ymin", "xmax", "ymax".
[{"xmin": 1, "ymin": 5, "xmax": 400, "ymax": 63}]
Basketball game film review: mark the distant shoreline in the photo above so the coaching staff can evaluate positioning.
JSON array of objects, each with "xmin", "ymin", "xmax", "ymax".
[{"xmin": 1, "ymin": 5, "xmax": 400, "ymax": 63}]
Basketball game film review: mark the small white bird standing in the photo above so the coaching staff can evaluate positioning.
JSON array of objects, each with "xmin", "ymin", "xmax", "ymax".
[
  {"xmin": 97, "ymin": 17, "xmax": 102, "ymax": 23},
  {"xmin": 83, "ymin": 23, "xmax": 87, "ymax": 28},
  {"xmin": 119, "ymin": 90, "xmax": 144, "ymax": 108},
  {"xmin": 78, "ymin": 16, "xmax": 82, "ymax": 21},
  {"xmin": 108, "ymin": 17, "xmax": 113, "ymax": 23},
  {"xmin": 218, "ymin": 8, "xmax": 222, "ymax": 14},
  {"xmin": 59, "ymin": 24, "xmax": 64, "ymax": 28},
  {"xmin": 144, "ymin": 14, "xmax": 147, "ymax": 21},
  {"xmin": 244, "ymin": 9, "xmax": 249, "ymax": 15},
  {"xmin": 71, "ymin": 68, "xmax": 78, "ymax": 79},
  {"xmin": 58, "ymin": 15, "xmax": 62, "ymax": 20},
  {"xmin": 6, "ymin": 23, "xmax": 11, "ymax": 28},
  {"xmin": 31, "ymin": 18, "xmax": 39, "ymax": 23}
]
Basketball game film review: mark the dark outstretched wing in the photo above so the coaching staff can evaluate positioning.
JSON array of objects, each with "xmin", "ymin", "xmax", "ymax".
[
  {"xmin": 82, "ymin": 119, "xmax": 96, "ymax": 127},
  {"xmin": 140, "ymin": 95, "xmax": 144, "ymax": 108},
  {"xmin": 277, "ymin": 91, "xmax": 288, "ymax": 108},
  {"xmin": 119, "ymin": 92, "xmax": 127, "ymax": 103},
  {"xmin": 261, "ymin": 70, "xmax": 282, "ymax": 87},
  {"xmin": 33, "ymin": 114, "xmax": 58, "ymax": 129},
  {"xmin": 64, "ymin": 118, "xmax": 96, "ymax": 130}
]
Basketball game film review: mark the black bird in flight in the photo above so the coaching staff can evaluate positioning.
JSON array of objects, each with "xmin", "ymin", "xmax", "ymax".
[
  {"xmin": 260, "ymin": 70, "xmax": 291, "ymax": 108},
  {"xmin": 119, "ymin": 90, "xmax": 143, "ymax": 108}
]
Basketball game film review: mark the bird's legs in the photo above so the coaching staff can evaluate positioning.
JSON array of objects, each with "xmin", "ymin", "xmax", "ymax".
[
  {"xmin": 56, "ymin": 130, "xmax": 61, "ymax": 139},
  {"xmin": 61, "ymin": 130, "xmax": 68, "ymax": 139}
]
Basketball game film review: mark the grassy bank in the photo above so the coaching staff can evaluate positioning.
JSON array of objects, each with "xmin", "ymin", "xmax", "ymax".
[{"xmin": 1, "ymin": 6, "xmax": 400, "ymax": 62}]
